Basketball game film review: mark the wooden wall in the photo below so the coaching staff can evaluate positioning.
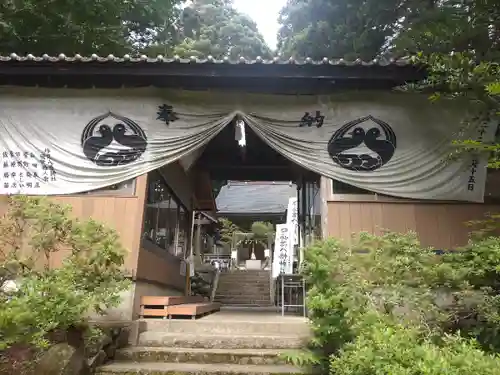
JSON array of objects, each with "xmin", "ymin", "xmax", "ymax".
[
  {"xmin": 0, "ymin": 174, "xmax": 149, "ymax": 272},
  {"xmin": 0, "ymin": 162, "xmax": 201, "ymax": 294},
  {"xmin": 326, "ymin": 201, "xmax": 500, "ymax": 249}
]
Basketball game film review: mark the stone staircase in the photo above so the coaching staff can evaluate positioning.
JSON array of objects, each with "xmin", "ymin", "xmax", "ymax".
[
  {"xmin": 96, "ymin": 311, "xmax": 310, "ymax": 374},
  {"xmin": 214, "ymin": 270, "xmax": 273, "ymax": 307}
]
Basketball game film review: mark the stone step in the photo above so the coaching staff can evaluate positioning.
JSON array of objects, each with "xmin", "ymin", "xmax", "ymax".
[
  {"xmin": 220, "ymin": 272, "xmax": 270, "ymax": 275},
  {"xmin": 219, "ymin": 274, "xmax": 270, "ymax": 277},
  {"xmin": 216, "ymin": 288, "xmax": 269, "ymax": 290},
  {"xmin": 216, "ymin": 294, "xmax": 269, "ymax": 298},
  {"xmin": 138, "ymin": 332, "xmax": 308, "ymax": 349},
  {"xmin": 214, "ymin": 300, "xmax": 273, "ymax": 306},
  {"xmin": 218, "ymin": 281, "xmax": 270, "ymax": 284},
  {"xmin": 218, "ymin": 274, "xmax": 270, "ymax": 278},
  {"xmin": 218, "ymin": 274, "xmax": 270, "ymax": 279},
  {"xmin": 214, "ymin": 303, "xmax": 275, "ymax": 308},
  {"xmin": 217, "ymin": 287, "xmax": 270, "ymax": 295},
  {"xmin": 141, "ymin": 319, "xmax": 310, "ymax": 336},
  {"xmin": 219, "ymin": 306, "xmax": 281, "ymax": 312},
  {"xmin": 218, "ymin": 303, "xmax": 277, "ymax": 308},
  {"xmin": 216, "ymin": 304, "xmax": 276, "ymax": 309},
  {"xmin": 216, "ymin": 292, "xmax": 269, "ymax": 296},
  {"xmin": 215, "ymin": 296, "xmax": 270, "ymax": 300},
  {"xmin": 217, "ymin": 285, "xmax": 271, "ymax": 294},
  {"xmin": 115, "ymin": 347, "xmax": 288, "ymax": 365},
  {"xmin": 97, "ymin": 362, "xmax": 302, "ymax": 375},
  {"xmin": 214, "ymin": 293, "xmax": 270, "ymax": 298},
  {"xmin": 217, "ymin": 279, "xmax": 270, "ymax": 283},
  {"xmin": 220, "ymin": 275, "xmax": 270, "ymax": 277},
  {"xmin": 217, "ymin": 283, "xmax": 270, "ymax": 287},
  {"xmin": 219, "ymin": 277, "xmax": 271, "ymax": 284},
  {"xmin": 215, "ymin": 292, "xmax": 270, "ymax": 296},
  {"xmin": 214, "ymin": 294, "xmax": 270, "ymax": 298}
]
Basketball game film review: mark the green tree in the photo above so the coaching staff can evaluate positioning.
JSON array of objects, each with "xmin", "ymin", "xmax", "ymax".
[
  {"xmin": 277, "ymin": 0, "xmax": 399, "ymax": 60},
  {"xmin": 0, "ymin": 0, "xmax": 182, "ymax": 55},
  {"xmin": 391, "ymin": 0, "xmax": 500, "ymax": 59},
  {"xmin": 277, "ymin": 0, "xmax": 500, "ymax": 61},
  {"xmin": 165, "ymin": 0, "xmax": 272, "ymax": 59},
  {"xmin": 218, "ymin": 217, "xmax": 241, "ymax": 246}
]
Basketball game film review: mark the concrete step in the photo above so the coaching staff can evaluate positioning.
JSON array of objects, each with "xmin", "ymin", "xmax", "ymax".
[
  {"xmin": 138, "ymin": 332, "xmax": 308, "ymax": 349},
  {"xmin": 115, "ymin": 347, "xmax": 288, "ymax": 365},
  {"xmin": 97, "ymin": 362, "xmax": 303, "ymax": 375},
  {"xmin": 141, "ymin": 319, "xmax": 310, "ymax": 336}
]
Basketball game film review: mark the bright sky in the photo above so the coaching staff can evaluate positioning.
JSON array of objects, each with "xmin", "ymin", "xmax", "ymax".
[{"xmin": 233, "ymin": 0, "xmax": 287, "ymax": 51}]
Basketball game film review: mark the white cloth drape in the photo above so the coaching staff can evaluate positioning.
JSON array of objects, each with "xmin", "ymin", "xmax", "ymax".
[{"xmin": 0, "ymin": 88, "xmax": 495, "ymax": 201}]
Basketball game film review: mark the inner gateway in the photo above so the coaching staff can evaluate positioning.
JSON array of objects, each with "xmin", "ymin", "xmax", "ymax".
[{"xmin": 142, "ymin": 116, "xmax": 321, "ymax": 266}]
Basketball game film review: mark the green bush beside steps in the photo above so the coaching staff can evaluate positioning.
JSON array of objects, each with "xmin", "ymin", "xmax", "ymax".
[{"xmin": 283, "ymin": 229, "xmax": 500, "ymax": 375}]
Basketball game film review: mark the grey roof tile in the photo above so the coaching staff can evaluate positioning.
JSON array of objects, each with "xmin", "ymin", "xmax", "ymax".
[
  {"xmin": 0, "ymin": 53, "xmax": 411, "ymax": 66},
  {"xmin": 215, "ymin": 181, "xmax": 321, "ymax": 215}
]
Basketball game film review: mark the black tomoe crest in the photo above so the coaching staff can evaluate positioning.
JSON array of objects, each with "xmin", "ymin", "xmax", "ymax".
[
  {"xmin": 81, "ymin": 112, "xmax": 147, "ymax": 167},
  {"xmin": 327, "ymin": 115, "xmax": 397, "ymax": 172}
]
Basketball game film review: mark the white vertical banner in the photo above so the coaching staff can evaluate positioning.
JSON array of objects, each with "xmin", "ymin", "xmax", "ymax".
[
  {"xmin": 272, "ymin": 224, "xmax": 292, "ymax": 278},
  {"xmin": 286, "ymin": 197, "xmax": 299, "ymax": 267}
]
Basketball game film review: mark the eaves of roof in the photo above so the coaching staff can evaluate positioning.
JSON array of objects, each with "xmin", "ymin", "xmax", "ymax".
[
  {"xmin": 0, "ymin": 54, "xmax": 425, "ymax": 93},
  {"xmin": 0, "ymin": 53, "xmax": 412, "ymax": 66}
]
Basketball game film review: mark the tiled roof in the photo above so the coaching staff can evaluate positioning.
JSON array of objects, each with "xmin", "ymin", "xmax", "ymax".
[
  {"xmin": 215, "ymin": 181, "xmax": 321, "ymax": 215},
  {"xmin": 0, "ymin": 53, "xmax": 412, "ymax": 66}
]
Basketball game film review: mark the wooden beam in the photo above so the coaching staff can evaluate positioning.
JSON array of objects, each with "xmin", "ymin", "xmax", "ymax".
[{"xmin": 0, "ymin": 62, "xmax": 426, "ymax": 81}]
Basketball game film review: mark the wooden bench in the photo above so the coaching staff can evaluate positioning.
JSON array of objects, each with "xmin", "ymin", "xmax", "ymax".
[
  {"xmin": 167, "ymin": 302, "xmax": 221, "ymax": 320},
  {"xmin": 140, "ymin": 295, "xmax": 205, "ymax": 319}
]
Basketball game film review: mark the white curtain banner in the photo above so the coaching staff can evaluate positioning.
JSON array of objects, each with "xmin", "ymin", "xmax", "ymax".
[{"xmin": 0, "ymin": 88, "xmax": 496, "ymax": 201}]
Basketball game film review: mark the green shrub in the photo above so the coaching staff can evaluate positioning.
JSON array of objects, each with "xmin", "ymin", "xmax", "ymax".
[
  {"xmin": 440, "ymin": 234, "xmax": 500, "ymax": 351},
  {"xmin": 330, "ymin": 313, "xmax": 500, "ymax": 375},
  {"xmin": 0, "ymin": 196, "xmax": 130, "ymax": 350},
  {"xmin": 289, "ymin": 230, "xmax": 500, "ymax": 374}
]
